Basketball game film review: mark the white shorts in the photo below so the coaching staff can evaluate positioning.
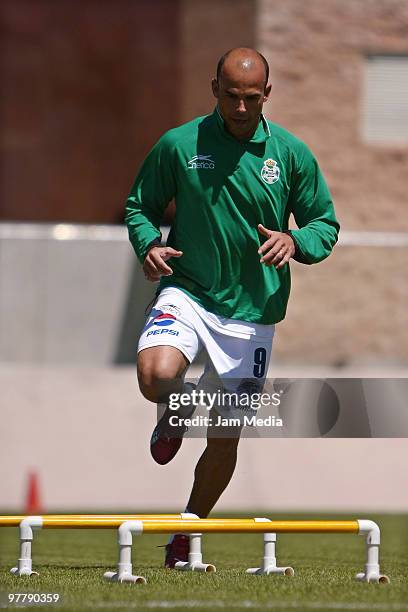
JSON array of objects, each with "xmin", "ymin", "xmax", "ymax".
[{"xmin": 138, "ymin": 287, "xmax": 274, "ymax": 392}]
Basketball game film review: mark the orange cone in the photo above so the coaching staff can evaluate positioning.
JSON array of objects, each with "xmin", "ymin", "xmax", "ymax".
[{"xmin": 25, "ymin": 471, "xmax": 42, "ymax": 515}]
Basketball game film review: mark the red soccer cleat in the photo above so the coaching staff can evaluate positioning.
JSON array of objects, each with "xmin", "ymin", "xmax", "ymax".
[
  {"xmin": 164, "ymin": 534, "xmax": 190, "ymax": 568},
  {"xmin": 150, "ymin": 411, "xmax": 188, "ymax": 465},
  {"xmin": 150, "ymin": 384, "xmax": 197, "ymax": 465}
]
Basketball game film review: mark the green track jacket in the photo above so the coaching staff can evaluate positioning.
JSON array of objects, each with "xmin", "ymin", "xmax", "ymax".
[{"xmin": 125, "ymin": 109, "xmax": 339, "ymax": 325}]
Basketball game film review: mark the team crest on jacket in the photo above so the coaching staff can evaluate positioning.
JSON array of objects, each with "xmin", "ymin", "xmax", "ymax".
[{"xmin": 261, "ymin": 158, "xmax": 280, "ymax": 184}]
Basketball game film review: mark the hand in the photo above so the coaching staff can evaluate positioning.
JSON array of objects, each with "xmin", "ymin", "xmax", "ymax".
[
  {"xmin": 257, "ymin": 224, "xmax": 295, "ymax": 270},
  {"xmin": 143, "ymin": 246, "xmax": 183, "ymax": 282}
]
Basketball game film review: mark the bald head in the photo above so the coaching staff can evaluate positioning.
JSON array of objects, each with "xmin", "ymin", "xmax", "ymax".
[{"xmin": 216, "ymin": 47, "xmax": 269, "ymax": 88}]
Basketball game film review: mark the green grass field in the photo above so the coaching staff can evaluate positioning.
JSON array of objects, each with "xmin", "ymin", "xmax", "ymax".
[{"xmin": 0, "ymin": 513, "xmax": 407, "ymax": 612}]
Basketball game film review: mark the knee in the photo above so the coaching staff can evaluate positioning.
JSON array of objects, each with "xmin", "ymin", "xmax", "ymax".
[{"xmin": 137, "ymin": 356, "xmax": 183, "ymax": 403}]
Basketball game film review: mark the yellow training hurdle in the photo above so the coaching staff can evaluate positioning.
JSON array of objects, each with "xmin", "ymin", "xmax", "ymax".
[
  {"xmin": 0, "ymin": 514, "xmax": 183, "ymax": 528},
  {"xmin": 1, "ymin": 514, "xmax": 390, "ymax": 585}
]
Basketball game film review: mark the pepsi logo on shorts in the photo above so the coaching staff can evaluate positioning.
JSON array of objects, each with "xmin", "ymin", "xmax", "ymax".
[{"xmin": 153, "ymin": 313, "xmax": 177, "ymax": 327}]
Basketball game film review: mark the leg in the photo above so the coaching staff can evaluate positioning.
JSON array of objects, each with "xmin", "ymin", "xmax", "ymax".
[
  {"xmin": 165, "ymin": 423, "xmax": 240, "ymax": 569},
  {"xmin": 136, "ymin": 291, "xmax": 203, "ymax": 464},
  {"xmin": 183, "ymin": 332, "xmax": 274, "ymax": 517},
  {"xmin": 186, "ymin": 435, "xmax": 240, "ymax": 518},
  {"xmin": 138, "ymin": 346, "xmax": 197, "ymax": 465},
  {"xmin": 186, "ymin": 403, "xmax": 242, "ymax": 518}
]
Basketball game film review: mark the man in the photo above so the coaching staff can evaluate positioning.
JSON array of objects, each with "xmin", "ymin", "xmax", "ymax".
[{"xmin": 125, "ymin": 47, "xmax": 339, "ymax": 567}]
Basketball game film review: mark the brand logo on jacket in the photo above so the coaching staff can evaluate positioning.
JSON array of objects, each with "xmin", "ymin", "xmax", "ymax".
[
  {"xmin": 188, "ymin": 154, "xmax": 215, "ymax": 170},
  {"xmin": 261, "ymin": 158, "xmax": 280, "ymax": 184}
]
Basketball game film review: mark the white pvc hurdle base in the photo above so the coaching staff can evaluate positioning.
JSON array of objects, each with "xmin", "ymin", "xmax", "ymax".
[
  {"xmin": 174, "ymin": 533, "xmax": 216, "ymax": 573},
  {"xmin": 103, "ymin": 521, "xmax": 147, "ymax": 584},
  {"xmin": 246, "ymin": 532, "xmax": 294, "ymax": 577},
  {"xmin": 355, "ymin": 520, "xmax": 390, "ymax": 584},
  {"xmin": 103, "ymin": 573, "xmax": 146, "ymax": 584},
  {"xmin": 8, "ymin": 513, "xmax": 187, "ymax": 578},
  {"xmin": 104, "ymin": 517, "xmax": 216, "ymax": 584},
  {"xmin": 10, "ymin": 517, "xmax": 42, "ymax": 577}
]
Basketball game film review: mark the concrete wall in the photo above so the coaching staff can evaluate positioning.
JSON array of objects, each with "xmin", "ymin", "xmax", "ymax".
[
  {"xmin": 1, "ymin": 365, "xmax": 407, "ymax": 512},
  {"xmin": 278, "ymin": 246, "xmax": 408, "ymax": 366},
  {"xmin": 1, "ymin": 224, "xmax": 407, "ymax": 366},
  {"xmin": 0, "ymin": 224, "xmax": 155, "ymax": 364}
]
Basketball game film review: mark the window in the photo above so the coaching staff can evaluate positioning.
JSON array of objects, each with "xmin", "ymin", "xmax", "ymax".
[{"xmin": 362, "ymin": 55, "xmax": 408, "ymax": 144}]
